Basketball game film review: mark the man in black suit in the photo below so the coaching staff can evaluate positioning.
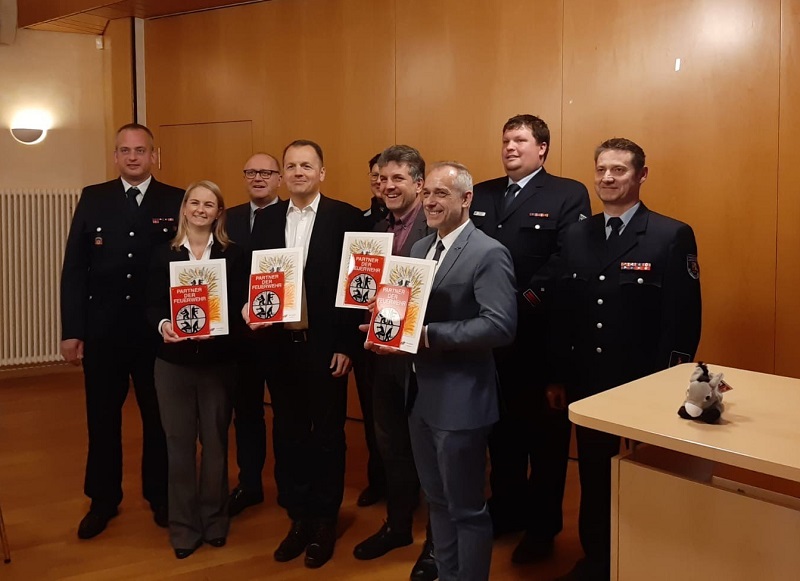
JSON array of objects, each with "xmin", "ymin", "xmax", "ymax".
[
  {"xmin": 550, "ymin": 138, "xmax": 702, "ymax": 581},
  {"xmin": 60, "ymin": 123, "xmax": 184, "ymax": 539},
  {"xmin": 352, "ymin": 145, "xmax": 437, "ymax": 581},
  {"xmin": 225, "ymin": 152, "xmax": 282, "ymax": 517},
  {"xmin": 471, "ymin": 114, "xmax": 591, "ymax": 562},
  {"xmin": 249, "ymin": 140, "xmax": 364, "ymax": 569}
]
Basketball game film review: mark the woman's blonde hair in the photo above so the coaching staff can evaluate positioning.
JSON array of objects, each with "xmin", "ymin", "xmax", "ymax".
[{"xmin": 171, "ymin": 180, "xmax": 231, "ymax": 250}]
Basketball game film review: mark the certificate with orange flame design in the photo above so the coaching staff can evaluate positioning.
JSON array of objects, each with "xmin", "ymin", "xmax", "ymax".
[
  {"xmin": 169, "ymin": 258, "xmax": 229, "ymax": 335},
  {"xmin": 249, "ymin": 247, "xmax": 304, "ymax": 323},
  {"xmin": 379, "ymin": 255, "xmax": 436, "ymax": 353},
  {"xmin": 336, "ymin": 232, "xmax": 394, "ymax": 309}
]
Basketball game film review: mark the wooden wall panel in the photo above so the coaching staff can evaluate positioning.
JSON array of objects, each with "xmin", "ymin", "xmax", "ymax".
[
  {"xmin": 103, "ymin": 17, "xmax": 134, "ymax": 180},
  {"xmin": 257, "ymin": 0, "xmax": 395, "ymax": 208},
  {"xmin": 396, "ymin": 0, "xmax": 565, "ymax": 183},
  {"xmin": 145, "ymin": 0, "xmax": 395, "ymax": 210},
  {"xmin": 142, "ymin": 0, "xmax": 795, "ymax": 376},
  {"xmin": 158, "ymin": 121, "xmax": 254, "ymax": 205},
  {"xmin": 562, "ymin": 0, "xmax": 781, "ymax": 373},
  {"xmin": 775, "ymin": 0, "xmax": 800, "ymax": 378}
]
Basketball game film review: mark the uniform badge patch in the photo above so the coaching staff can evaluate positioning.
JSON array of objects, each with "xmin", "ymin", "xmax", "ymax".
[
  {"xmin": 530, "ymin": 212, "xmax": 549, "ymax": 218},
  {"xmin": 620, "ymin": 262, "xmax": 651, "ymax": 271},
  {"xmin": 687, "ymin": 254, "xmax": 700, "ymax": 279}
]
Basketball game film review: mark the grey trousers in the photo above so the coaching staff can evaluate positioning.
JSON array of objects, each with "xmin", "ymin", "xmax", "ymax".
[{"xmin": 154, "ymin": 358, "xmax": 233, "ymax": 549}]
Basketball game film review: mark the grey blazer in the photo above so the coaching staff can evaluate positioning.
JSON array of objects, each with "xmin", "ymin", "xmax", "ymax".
[{"xmin": 410, "ymin": 221, "xmax": 517, "ymax": 430}]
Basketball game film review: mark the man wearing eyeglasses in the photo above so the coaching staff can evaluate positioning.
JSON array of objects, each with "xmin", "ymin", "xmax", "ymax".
[
  {"xmin": 225, "ymin": 152, "xmax": 283, "ymax": 517},
  {"xmin": 60, "ymin": 123, "xmax": 184, "ymax": 539},
  {"xmin": 352, "ymin": 152, "xmax": 388, "ymax": 511},
  {"xmin": 363, "ymin": 152, "xmax": 388, "ymax": 228}
]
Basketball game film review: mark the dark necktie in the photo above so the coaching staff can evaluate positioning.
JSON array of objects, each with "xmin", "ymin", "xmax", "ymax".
[
  {"xmin": 607, "ymin": 216, "xmax": 624, "ymax": 239},
  {"xmin": 252, "ymin": 206, "xmax": 265, "ymax": 231},
  {"xmin": 127, "ymin": 186, "xmax": 140, "ymax": 213},
  {"xmin": 503, "ymin": 183, "xmax": 521, "ymax": 211},
  {"xmin": 431, "ymin": 240, "xmax": 445, "ymax": 262}
]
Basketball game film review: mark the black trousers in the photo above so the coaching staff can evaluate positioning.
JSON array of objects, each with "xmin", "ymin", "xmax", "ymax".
[
  {"xmin": 487, "ymin": 340, "xmax": 571, "ymax": 539},
  {"xmin": 351, "ymin": 347, "xmax": 385, "ymax": 492},
  {"xmin": 373, "ymin": 355, "xmax": 420, "ymax": 532},
  {"xmin": 82, "ymin": 319, "xmax": 167, "ymax": 511},
  {"xmin": 231, "ymin": 338, "xmax": 270, "ymax": 493},
  {"xmin": 575, "ymin": 425, "xmax": 620, "ymax": 569},
  {"xmin": 268, "ymin": 334, "xmax": 348, "ymax": 522}
]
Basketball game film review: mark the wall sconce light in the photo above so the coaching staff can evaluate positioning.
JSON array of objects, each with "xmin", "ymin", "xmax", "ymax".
[
  {"xmin": 10, "ymin": 127, "xmax": 47, "ymax": 145},
  {"xmin": 10, "ymin": 109, "xmax": 52, "ymax": 145}
]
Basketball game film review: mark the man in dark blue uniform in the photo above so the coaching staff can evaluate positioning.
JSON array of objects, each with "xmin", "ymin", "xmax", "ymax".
[
  {"xmin": 550, "ymin": 138, "xmax": 702, "ymax": 580},
  {"xmin": 471, "ymin": 114, "xmax": 591, "ymax": 563},
  {"xmin": 61, "ymin": 123, "xmax": 184, "ymax": 539}
]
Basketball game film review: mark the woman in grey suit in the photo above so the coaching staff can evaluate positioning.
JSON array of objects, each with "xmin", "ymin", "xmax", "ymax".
[{"xmin": 146, "ymin": 180, "xmax": 245, "ymax": 559}]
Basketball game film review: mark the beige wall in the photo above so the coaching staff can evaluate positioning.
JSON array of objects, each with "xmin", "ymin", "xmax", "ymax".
[{"xmin": 0, "ymin": 28, "xmax": 107, "ymax": 190}]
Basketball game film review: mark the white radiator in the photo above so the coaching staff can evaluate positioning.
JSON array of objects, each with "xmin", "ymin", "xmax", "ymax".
[{"xmin": 0, "ymin": 189, "xmax": 81, "ymax": 366}]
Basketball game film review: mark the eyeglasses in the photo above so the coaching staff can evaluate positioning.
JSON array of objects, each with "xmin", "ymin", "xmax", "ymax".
[
  {"xmin": 244, "ymin": 169, "xmax": 279, "ymax": 180},
  {"xmin": 368, "ymin": 172, "xmax": 380, "ymax": 182}
]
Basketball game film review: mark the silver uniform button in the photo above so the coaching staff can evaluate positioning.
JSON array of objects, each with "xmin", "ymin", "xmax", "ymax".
[
  {"xmin": 535, "ymin": 224, "xmax": 541, "ymax": 230},
  {"xmin": 125, "ymin": 295, "xmax": 131, "ymax": 300},
  {"xmin": 96, "ymin": 227, "xmax": 102, "ymax": 232},
  {"xmin": 597, "ymin": 298, "xmax": 604, "ymax": 305},
  {"xmin": 498, "ymin": 224, "xmax": 503, "ymax": 229},
  {"xmin": 128, "ymin": 253, "xmax": 133, "ymax": 258},
  {"xmin": 126, "ymin": 274, "xmax": 132, "ymax": 279},
  {"xmin": 573, "ymin": 273, "xmax": 577, "ymax": 278},
  {"xmin": 599, "ymin": 275, "xmax": 606, "ymax": 281},
  {"xmin": 163, "ymin": 228, "xmax": 168, "ymax": 232},
  {"xmin": 596, "ymin": 322, "xmax": 603, "ymax": 329},
  {"xmin": 596, "ymin": 347, "xmax": 603, "ymax": 353},
  {"xmin": 129, "ymin": 231, "xmax": 135, "ymax": 237},
  {"xmin": 637, "ymin": 277, "xmax": 644, "ymax": 284}
]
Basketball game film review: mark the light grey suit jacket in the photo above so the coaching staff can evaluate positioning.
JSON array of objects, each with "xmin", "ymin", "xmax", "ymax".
[{"xmin": 410, "ymin": 220, "xmax": 517, "ymax": 431}]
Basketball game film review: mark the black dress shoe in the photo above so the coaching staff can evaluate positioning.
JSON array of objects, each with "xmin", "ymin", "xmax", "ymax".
[
  {"xmin": 174, "ymin": 540, "xmax": 203, "ymax": 560},
  {"xmin": 274, "ymin": 520, "xmax": 309, "ymax": 562},
  {"xmin": 555, "ymin": 557, "xmax": 609, "ymax": 581},
  {"xmin": 304, "ymin": 520, "xmax": 337, "ymax": 569},
  {"xmin": 511, "ymin": 533, "xmax": 554, "ymax": 564},
  {"xmin": 77, "ymin": 508, "xmax": 118, "ymax": 539},
  {"xmin": 152, "ymin": 504, "xmax": 169, "ymax": 528},
  {"xmin": 353, "ymin": 522, "xmax": 413, "ymax": 560},
  {"xmin": 409, "ymin": 537, "xmax": 438, "ymax": 581},
  {"xmin": 356, "ymin": 485, "xmax": 385, "ymax": 507},
  {"xmin": 207, "ymin": 537, "xmax": 226, "ymax": 547},
  {"xmin": 228, "ymin": 486, "xmax": 264, "ymax": 517}
]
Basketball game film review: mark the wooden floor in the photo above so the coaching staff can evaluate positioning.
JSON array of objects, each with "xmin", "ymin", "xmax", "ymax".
[{"xmin": 0, "ymin": 369, "xmax": 583, "ymax": 580}]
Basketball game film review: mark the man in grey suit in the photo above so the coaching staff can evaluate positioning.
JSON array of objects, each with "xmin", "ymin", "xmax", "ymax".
[{"xmin": 367, "ymin": 161, "xmax": 517, "ymax": 580}]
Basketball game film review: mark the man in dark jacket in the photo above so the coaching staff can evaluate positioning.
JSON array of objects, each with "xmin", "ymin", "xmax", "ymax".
[
  {"xmin": 551, "ymin": 137, "xmax": 702, "ymax": 581},
  {"xmin": 471, "ymin": 114, "xmax": 591, "ymax": 563},
  {"xmin": 60, "ymin": 123, "xmax": 184, "ymax": 539},
  {"xmin": 225, "ymin": 152, "xmax": 282, "ymax": 517}
]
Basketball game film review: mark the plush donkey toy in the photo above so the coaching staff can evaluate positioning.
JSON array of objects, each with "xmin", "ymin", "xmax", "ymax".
[{"xmin": 678, "ymin": 362, "xmax": 724, "ymax": 424}]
